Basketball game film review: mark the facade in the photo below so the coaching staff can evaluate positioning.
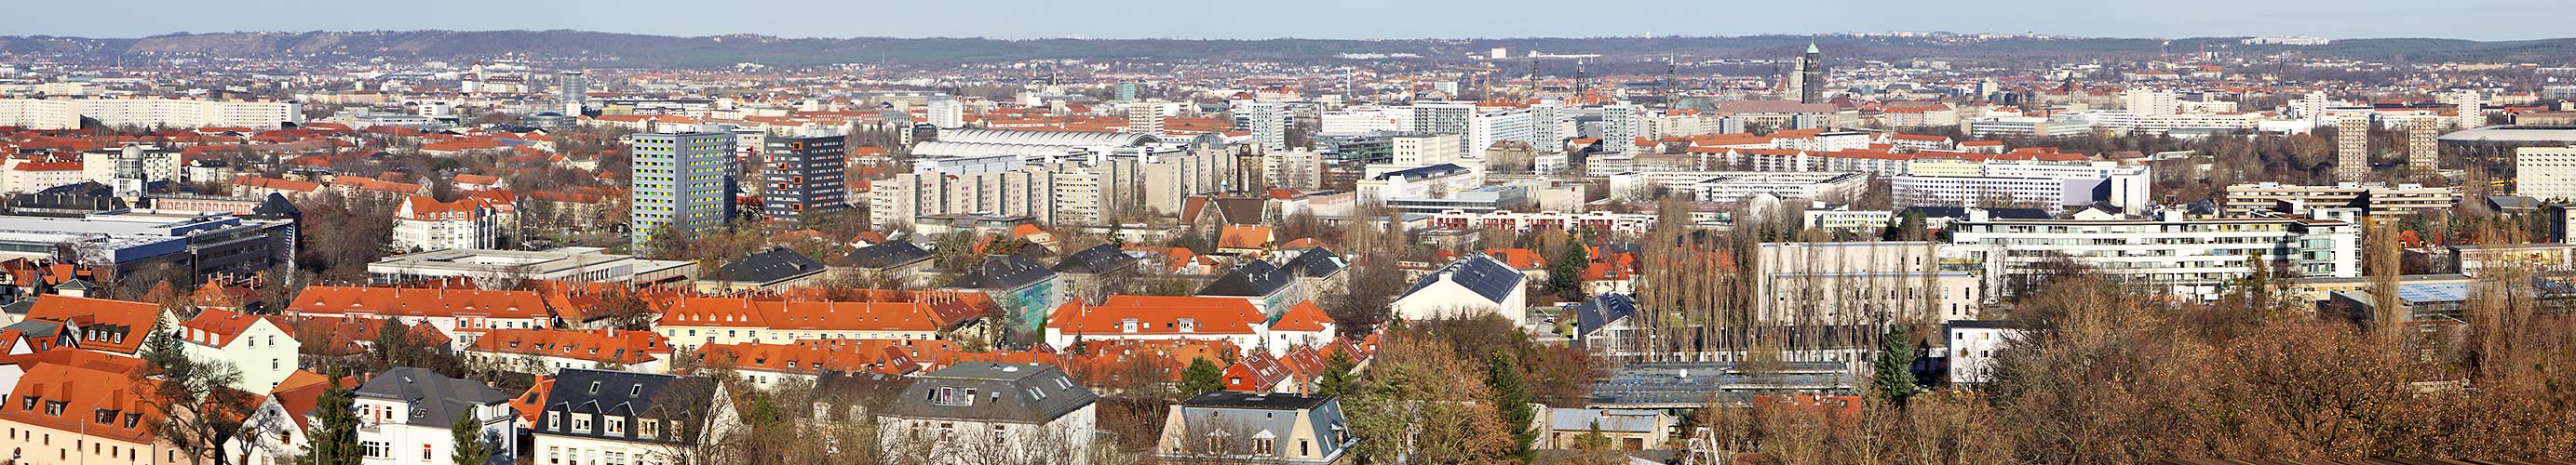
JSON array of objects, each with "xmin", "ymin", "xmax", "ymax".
[
  {"xmin": 1944, "ymin": 320, "xmax": 2021, "ymax": 386},
  {"xmin": 365, "ymin": 246, "xmax": 698, "ymax": 287},
  {"xmin": 0, "ymin": 97, "xmax": 302, "ymax": 130},
  {"xmin": 175, "ymin": 308, "xmax": 300, "ymax": 392},
  {"xmin": 1153, "ymin": 392, "xmax": 1354, "ymax": 464},
  {"xmin": 1391, "ymin": 255, "xmax": 1530, "ymax": 326},
  {"xmin": 0, "ymin": 210, "xmax": 295, "ymax": 286},
  {"xmin": 0, "ymin": 364, "xmax": 187, "ymax": 465},
  {"xmin": 2518, "ymin": 145, "xmax": 2576, "ymax": 201},
  {"xmin": 652, "ymin": 294, "xmax": 988, "ymax": 352},
  {"xmin": 2336, "ymin": 113, "xmax": 2370, "ymax": 181},
  {"xmin": 1891, "ymin": 161, "xmax": 2151, "ymax": 214},
  {"xmin": 353, "ymin": 367, "xmax": 519, "ymax": 465},
  {"xmin": 532, "ymin": 370, "xmax": 723, "ymax": 465},
  {"xmin": 1242, "ymin": 102, "xmax": 1290, "ymax": 151},
  {"xmin": 762, "ymin": 135, "xmax": 848, "ymax": 222},
  {"xmin": 392, "ymin": 195, "xmax": 500, "ymax": 252},
  {"xmin": 284, "ymin": 286, "xmax": 554, "ymax": 350},
  {"xmin": 2220, "ymin": 182, "xmax": 2457, "ymax": 215},
  {"xmin": 81, "ymin": 144, "xmax": 183, "ymax": 187},
  {"xmin": 878, "ymin": 363, "xmax": 1099, "ymax": 465},
  {"xmin": 1042, "ymin": 295, "xmax": 1275, "ymax": 357},
  {"xmin": 629, "ymin": 132, "xmax": 737, "ymax": 252},
  {"xmin": 559, "ymin": 72, "xmax": 588, "ymax": 114},
  {"xmin": 1946, "ymin": 213, "xmax": 2359, "ymax": 301},
  {"xmin": 2405, "ymin": 114, "xmax": 2441, "ymax": 173}
]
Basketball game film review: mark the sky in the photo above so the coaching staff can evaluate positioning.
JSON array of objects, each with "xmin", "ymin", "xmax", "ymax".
[{"xmin": 5, "ymin": 0, "xmax": 2566, "ymax": 41}]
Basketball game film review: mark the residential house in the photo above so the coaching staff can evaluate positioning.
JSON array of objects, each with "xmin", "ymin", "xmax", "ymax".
[
  {"xmin": 283, "ymin": 286, "xmax": 554, "ymax": 351},
  {"xmin": 464, "ymin": 328, "xmax": 673, "ymax": 376},
  {"xmin": 174, "ymin": 308, "xmax": 300, "ymax": 392},
  {"xmin": 1153, "ymin": 392, "xmax": 1354, "ymax": 464},
  {"xmin": 848, "ymin": 241, "xmax": 935, "ymax": 287},
  {"xmin": 229, "ymin": 370, "xmax": 357, "ymax": 465},
  {"xmin": 1044, "ymin": 296, "xmax": 1271, "ymax": 357},
  {"xmin": 352, "ymin": 367, "xmax": 519, "ymax": 465},
  {"xmin": 688, "ymin": 339, "xmax": 938, "ymax": 389},
  {"xmin": 25, "ymin": 295, "xmax": 169, "ymax": 356},
  {"xmin": 1568, "ymin": 293, "xmax": 1639, "ymax": 355},
  {"xmin": 652, "ymin": 294, "xmax": 990, "ymax": 352},
  {"xmin": 1194, "ymin": 260, "xmax": 1308, "ymax": 319},
  {"xmin": 694, "ymin": 248, "xmax": 829, "ymax": 294},
  {"xmin": 1215, "ymin": 225, "xmax": 1275, "ymax": 256},
  {"xmin": 1049, "ymin": 245, "xmax": 1140, "ymax": 304},
  {"xmin": 876, "ymin": 363, "xmax": 1098, "ymax": 465},
  {"xmin": 0, "ymin": 364, "xmax": 185, "ymax": 464},
  {"xmin": 392, "ymin": 195, "xmax": 500, "ymax": 252},
  {"xmin": 1390, "ymin": 256, "xmax": 1530, "ymax": 326},
  {"xmin": 951, "ymin": 256, "xmax": 1063, "ymax": 332},
  {"xmin": 532, "ymin": 369, "xmax": 725, "ymax": 465}
]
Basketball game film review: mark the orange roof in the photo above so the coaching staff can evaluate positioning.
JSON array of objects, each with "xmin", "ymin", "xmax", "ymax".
[
  {"xmin": 1270, "ymin": 301, "xmax": 1334, "ymax": 332},
  {"xmin": 692, "ymin": 339, "xmax": 941, "ymax": 376},
  {"xmin": 177, "ymin": 308, "xmax": 281, "ymax": 347},
  {"xmin": 398, "ymin": 195, "xmax": 491, "ymax": 220},
  {"xmin": 512, "ymin": 376, "xmax": 555, "ymax": 423},
  {"xmin": 1217, "ymin": 225, "xmax": 1273, "ymax": 250},
  {"xmin": 467, "ymin": 328, "xmax": 669, "ymax": 365},
  {"xmin": 1046, "ymin": 296, "xmax": 1267, "ymax": 337},
  {"xmin": 654, "ymin": 296, "xmax": 988, "ymax": 333},
  {"xmin": 27, "ymin": 296, "xmax": 163, "ymax": 355},
  {"xmin": 286, "ymin": 286, "xmax": 550, "ymax": 321},
  {"xmin": 1485, "ymin": 248, "xmax": 1547, "ymax": 270},
  {"xmin": 0, "ymin": 364, "xmax": 163, "ymax": 444}
]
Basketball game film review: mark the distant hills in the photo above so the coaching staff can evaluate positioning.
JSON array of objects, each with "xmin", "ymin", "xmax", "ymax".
[{"xmin": 4, "ymin": 30, "xmax": 2575, "ymax": 68}]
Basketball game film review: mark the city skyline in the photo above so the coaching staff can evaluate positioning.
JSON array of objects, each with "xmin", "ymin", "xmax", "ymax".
[{"xmin": 3, "ymin": 0, "xmax": 2565, "ymax": 42}]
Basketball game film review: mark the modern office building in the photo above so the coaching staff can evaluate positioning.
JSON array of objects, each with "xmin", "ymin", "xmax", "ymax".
[
  {"xmin": 0, "ymin": 209, "xmax": 295, "ymax": 284},
  {"xmin": 559, "ymin": 71, "xmax": 587, "ymax": 115},
  {"xmin": 762, "ymin": 135, "xmax": 847, "ymax": 222},
  {"xmin": 628, "ymin": 132, "xmax": 736, "ymax": 252}
]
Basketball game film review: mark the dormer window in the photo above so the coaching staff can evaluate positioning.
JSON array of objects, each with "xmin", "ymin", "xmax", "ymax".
[
  {"xmin": 588, "ymin": 381, "xmax": 601, "ymax": 394},
  {"xmin": 629, "ymin": 385, "xmax": 642, "ymax": 397}
]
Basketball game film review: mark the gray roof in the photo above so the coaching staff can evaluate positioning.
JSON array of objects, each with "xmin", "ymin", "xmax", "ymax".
[
  {"xmin": 538, "ymin": 369, "xmax": 718, "ymax": 444},
  {"xmin": 850, "ymin": 241, "xmax": 933, "ymax": 270},
  {"xmin": 879, "ymin": 363, "xmax": 1098, "ymax": 424},
  {"xmin": 1051, "ymin": 244, "xmax": 1138, "ymax": 274},
  {"xmin": 935, "ymin": 128, "xmax": 1161, "ymax": 147},
  {"xmin": 1548, "ymin": 408, "xmax": 1662, "ymax": 433},
  {"xmin": 1167, "ymin": 392, "xmax": 1354, "ymax": 460},
  {"xmin": 1400, "ymin": 255, "xmax": 1525, "ymax": 303},
  {"xmin": 1279, "ymin": 248, "xmax": 1346, "ymax": 279},
  {"xmin": 1572, "ymin": 293, "xmax": 1639, "ymax": 339},
  {"xmin": 355, "ymin": 367, "xmax": 514, "ymax": 427},
  {"xmin": 952, "ymin": 255, "xmax": 1057, "ymax": 290},
  {"xmin": 1371, "ymin": 163, "xmax": 1470, "ymax": 181},
  {"xmin": 712, "ymin": 248, "xmax": 827, "ymax": 284},
  {"xmin": 1195, "ymin": 259, "xmax": 1294, "ymax": 298}
]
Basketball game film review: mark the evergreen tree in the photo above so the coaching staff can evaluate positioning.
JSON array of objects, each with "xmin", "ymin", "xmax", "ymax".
[
  {"xmin": 1548, "ymin": 242, "xmax": 1591, "ymax": 300},
  {"xmin": 450, "ymin": 412, "xmax": 492, "ymax": 465},
  {"xmin": 1484, "ymin": 352, "xmax": 1537, "ymax": 461},
  {"xmin": 1872, "ymin": 326, "xmax": 1922, "ymax": 404},
  {"xmin": 301, "ymin": 370, "xmax": 361, "ymax": 465},
  {"xmin": 1178, "ymin": 357, "xmax": 1227, "ymax": 399},
  {"xmin": 1316, "ymin": 352, "xmax": 1359, "ymax": 399}
]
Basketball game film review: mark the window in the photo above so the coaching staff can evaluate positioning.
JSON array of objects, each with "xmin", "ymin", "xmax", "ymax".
[
  {"xmin": 1253, "ymin": 438, "xmax": 1275, "ymax": 456},
  {"xmin": 360, "ymin": 441, "xmax": 389, "ymax": 458},
  {"xmin": 423, "ymin": 444, "xmax": 433, "ymax": 460},
  {"xmin": 629, "ymin": 384, "xmax": 642, "ymax": 397},
  {"xmin": 547, "ymin": 413, "xmax": 560, "ymax": 432},
  {"xmin": 271, "ymin": 359, "xmax": 280, "ymax": 370},
  {"xmin": 640, "ymin": 419, "xmax": 660, "ymax": 439},
  {"xmin": 588, "ymin": 381, "xmax": 602, "ymax": 394},
  {"xmin": 42, "ymin": 401, "xmax": 62, "ymax": 417},
  {"xmin": 607, "ymin": 418, "xmax": 624, "ymax": 435}
]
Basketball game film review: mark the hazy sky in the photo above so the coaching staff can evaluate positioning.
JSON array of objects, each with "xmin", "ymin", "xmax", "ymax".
[{"xmin": 6, "ymin": 0, "xmax": 2563, "ymax": 41}]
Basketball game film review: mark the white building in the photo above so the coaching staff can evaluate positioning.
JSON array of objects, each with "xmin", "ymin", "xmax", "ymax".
[
  {"xmin": 1893, "ymin": 160, "xmax": 2151, "ymax": 214},
  {"xmin": 1317, "ymin": 106, "xmax": 1411, "ymax": 136},
  {"xmin": 927, "ymin": 98, "xmax": 965, "ymax": 129},
  {"xmin": 2518, "ymin": 146, "xmax": 2576, "ymax": 201},
  {"xmin": 1944, "ymin": 321, "xmax": 2021, "ymax": 385},
  {"xmin": 354, "ymin": 367, "xmax": 520, "ymax": 465},
  {"xmin": 1391, "ymin": 133, "xmax": 1463, "ymax": 166},
  {"xmin": 0, "ymin": 97, "xmax": 303, "ymax": 129},
  {"xmin": 1392, "ymin": 256, "xmax": 1531, "ymax": 326},
  {"xmin": 878, "ymin": 363, "xmax": 1098, "ymax": 465},
  {"xmin": 1945, "ymin": 211, "xmax": 2359, "ymax": 301},
  {"xmin": 176, "ymin": 308, "xmax": 301, "ymax": 392},
  {"xmin": 533, "ymin": 370, "xmax": 727, "ymax": 465},
  {"xmin": 393, "ymin": 195, "xmax": 501, "ymax": 252}
]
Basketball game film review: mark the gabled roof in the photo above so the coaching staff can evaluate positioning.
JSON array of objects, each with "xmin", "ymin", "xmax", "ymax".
[
  {"xmin": 468, "ymin": 329, "xmax": 669, "ymax": 365},
  {"xmin": 1047, "ymin": 296, "xmax": 1268, "ymax": 337},
  {"xmin": 951, "ymin": 255, "xmax": 1057, "ymax": 290},
  {"xmin": 26, "ymin": 296, "xmax": 162, "ymax": 354},
  {"xmin": 655, "ymin": 295, "xmax": 989, "ymax": 333},
  {"xmin": 1051, "ymin": 244, "xmax": 1140, "ymax": 274},
  {"xmin": 1572, "ymin": 293, "xmax": 1639, "ymax": 339},
  {"xmin": 849, "ymin": 241, "xmax": 933, "ymax": 270},
  {"xmin": 1195, "ymin": 259, "xmax": 1295, "ymax": 298},
  {"xmin": 355, "ymin": 367, "xmax": 514, "ymax": 428},
  {"xmin": 1280, "ymin": 247, "xmax": 1346, "ymax": 279},
  {"xmin": 878, "ymin": 363, "xmax": 1097, "ymax": 424},
  {"xmin": 710, "ymin": 248, "xmax": 828, "ymax": 285},
  {"xmin": 539, "ymin": 369, "xmax": 716, "ymax": 443},
  {"xmin": 1399, "ymin": 255, "xmax": 1525, "ymax": 303},
  {"xmin": 177, "ymin": 308, "xmax": 283, "ymax": 348},
  {"xmin": 1270, "ymin": 300, "xmax": 1334, "ymax": 332},
  {"xmin": 0, "ymin": 363, "xmax": 163, "ymax": 444},
  {"xmin": 287, "ymin": 286, "xmax": 548, "ymax": 321}
]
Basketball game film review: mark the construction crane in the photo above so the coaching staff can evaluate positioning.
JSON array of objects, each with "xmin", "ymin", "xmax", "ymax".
[{"xmin": 1454, "ymin": 61, "xmax": 1502, "ymax": 102}]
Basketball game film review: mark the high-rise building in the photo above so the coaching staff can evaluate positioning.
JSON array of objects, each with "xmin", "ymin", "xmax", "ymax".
[
  {"xmin": 2335, "ymin": 113, "xmax": 2370, "ymax": 182},
  {"xmin": 2406, "ymin": 115, "xmax": 2440, "ymax": 174},
  {"xmin": 762, "ymin": 135, "xmax": 847, "ymax": 223},
  {"xmin": 926, "ymin": 98, "xmax": 964, "ymax": 129},
  {"xmin": 1126, "ymin": 102, "xmax": 1165, "ymax": 135},
  {"xmin": 2121, "ymin": 88, "xmax": 2179, "ymax": 115},
  {"xmin": 2294, "ymin": 93, "xmax": 2332, "ymax": 126},
  {"xmin": 2518, "ymin": 146, "xmax": 2576, "ymax": 201},
  {"xmin": 1410, "ymin": 101, "xmax": 1477, "ymax": 152},
  {"xmin": 629, "ymin": 132, "xmax": 737, "ymax": 252},
  {"xmin": 1241, "ymin": 101, "xmax": 1289, "ymax": 151},
  {"xmin": 2454, "ymin": 89, "xmax": 2485, "ymax": 130},
  {"xmin": 558, "ymin": 72, "xmax": 587, "ymax": 115},
  {"xmin": 1599, "ymin": 104, "xmax": 1645, "ymax": 153},
  {"xmin": 1798, "ymin": 43, "xmax": 1827, "ymax": 104},
  {"xmin": 1115, "ymin": 82, "xmax": 1139, "ymax": 101}
]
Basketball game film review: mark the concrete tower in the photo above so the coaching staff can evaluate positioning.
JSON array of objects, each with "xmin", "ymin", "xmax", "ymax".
[{"xmin": 2336, "ymin": 113, "xmax": 2370, "ymax": 182}]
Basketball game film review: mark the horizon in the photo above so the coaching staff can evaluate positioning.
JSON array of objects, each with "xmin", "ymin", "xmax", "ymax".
[
  {"xmin": 4, "ymin": 0, "xmax": 2561, "ymax": 42},
  {"xmin": 7, "ymin": 28, "xmax": 2565, "ymax": 43}
]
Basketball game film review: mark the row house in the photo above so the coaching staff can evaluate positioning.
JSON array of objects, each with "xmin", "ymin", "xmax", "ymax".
[
  {"xmin": 1044, "ymin": 296, "xmax": 1334, "ymax": 358},
  {"xmin": 688, "ymin": 339, "xmax": 942, "ymax": 389},
  {"xmin": 284, "ymin": 286, "xmax": 555, "ymax": 350},
  {"xmin": 651, "ymin": 294, "xmax": 991, "ymax": 352},
  {"xmin": 465, "ymin": 328, "xmax": 674, "ymax": 376},
  {"xmin": 175, "ymin": 308, "xmax": 299, "ymax": 392},
  {"xmin": 392, "ymin": 195, "xmax": 502, "ymax": 252}
]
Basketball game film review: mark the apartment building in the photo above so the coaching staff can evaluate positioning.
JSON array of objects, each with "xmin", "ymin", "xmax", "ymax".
[
  {"xmin": 1946, "ymin": 211, "xmax": 2359, "ymax": 301},
  {"xmin": 628, "ymin": 132, "xmax": 736, "ymax": 252},
  {"xmin": 0, "ymin": 97, "xmax": 303, "ymax": 129},
  {"xmin": 762, "ymin": 135, "xmax": 847, "ymax": 222},
  {"xmin": 2220, "ymin": 182, "xmax": 2457, "ymax": 215},
  {"xmin": 392, "ymin": 195, "xmax": 501, "ymax": 252}
]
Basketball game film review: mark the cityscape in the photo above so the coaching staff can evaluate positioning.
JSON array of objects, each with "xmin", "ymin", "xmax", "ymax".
[{"xmin": 7, "ymin": 4, "xmax": 2576, "ymax": 465}]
